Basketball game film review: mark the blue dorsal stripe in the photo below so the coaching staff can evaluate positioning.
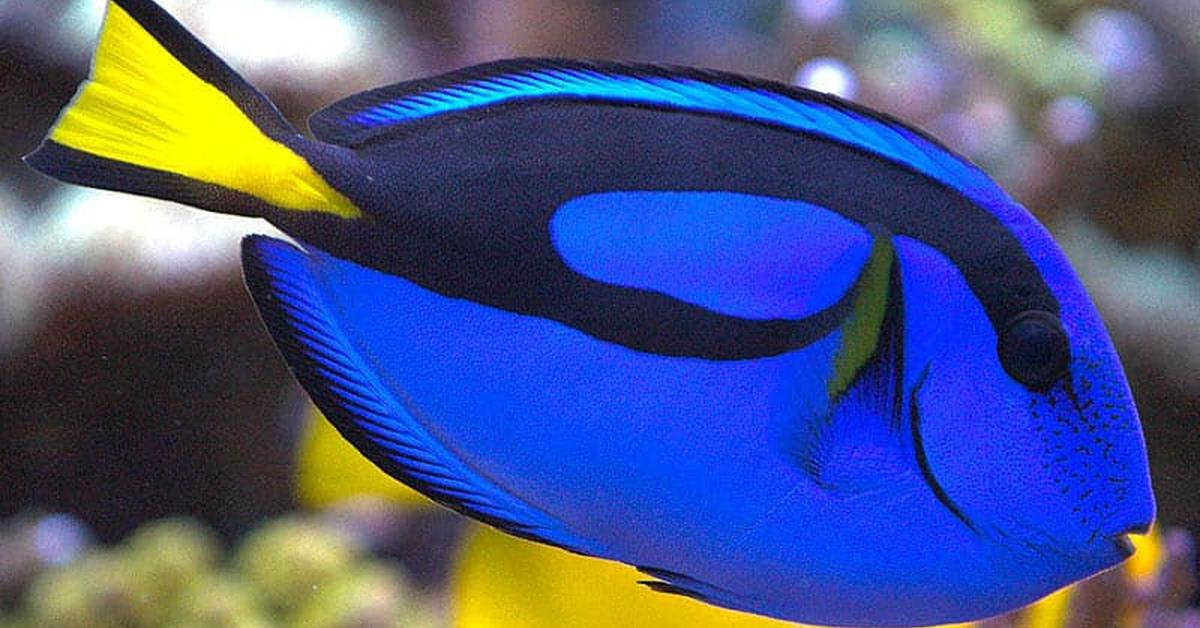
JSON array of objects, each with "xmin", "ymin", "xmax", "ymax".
[{"xmin": 313, "ymin": 59, "xmax": 1009, "ymax": 213}]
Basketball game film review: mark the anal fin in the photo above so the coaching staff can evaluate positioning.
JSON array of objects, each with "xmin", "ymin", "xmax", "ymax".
[
  {"xmin": 636, "ymin": 566, "xmax": 765, "ymax": 616},
  {"xmin": 240, "ymin": 235, "xmax": 603, "ymax": 556}
]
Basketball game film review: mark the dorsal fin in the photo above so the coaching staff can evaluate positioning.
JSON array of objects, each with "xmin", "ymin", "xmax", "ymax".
[{"xmin": 307, "ymin": 58, "xmax": 1009, "ymax": 211}]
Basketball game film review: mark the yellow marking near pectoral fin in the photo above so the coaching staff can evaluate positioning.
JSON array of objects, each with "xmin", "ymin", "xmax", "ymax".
[
  {"xmin": 47, "ymin": 1, "xmax": 359, "ymax": 219},
  {"xmin": 827, "ymin": 228, "xmax": 895, "ymax": 398},
  {"xmin": 798, "ymin": 227, "xmax": 906, "ymax": 491}
]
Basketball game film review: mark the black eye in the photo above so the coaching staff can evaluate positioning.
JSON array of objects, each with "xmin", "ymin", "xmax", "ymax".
[{"xmin": 998, "ymin": 311, "xmax": 1071, "ymax": 391}]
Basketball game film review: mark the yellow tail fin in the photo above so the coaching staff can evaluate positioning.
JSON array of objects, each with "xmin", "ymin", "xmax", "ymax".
[{"xmin": 26, "ymin": 0, "xmax": 359, "ymax": 220}]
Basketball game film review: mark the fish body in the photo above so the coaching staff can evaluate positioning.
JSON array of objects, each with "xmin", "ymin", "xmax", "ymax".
[{"xmin": 26, "ymin": 1, "xmax": 1155, "ymax": 625}]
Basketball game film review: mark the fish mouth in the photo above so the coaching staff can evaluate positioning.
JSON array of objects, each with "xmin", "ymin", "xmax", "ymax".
[
  {"xmin": 1109, "ymin": 522, "xmax": 1152, "ymax": 559},
  {"xmin": 1111, "ymin": 534, "xmax": 1136, "ymax": 558}
]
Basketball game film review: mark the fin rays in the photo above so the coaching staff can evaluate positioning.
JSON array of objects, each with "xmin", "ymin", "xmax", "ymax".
[
  {"xmin": 792, "ymin": 238, "xmax": 909, "ymax": 494},
  {"xmin": 240, "ymin": 235, "xmax": 603, "ymax": 556},
  {"xmin": 636, "ymin": 566, "xmax": 764, "ymax": 615},
  {"xmin": 307, "ymin": 59, "xmax": 1007, "ymax": 217},
  {"xmin": 26, "ymin": 0, "xmax": 360, "ymax": 220}
]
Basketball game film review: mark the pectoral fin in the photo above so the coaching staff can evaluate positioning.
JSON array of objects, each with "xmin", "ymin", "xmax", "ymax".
[{"xmin": 789, "ymin": 226, "xmax": 910, "ymax": 493}]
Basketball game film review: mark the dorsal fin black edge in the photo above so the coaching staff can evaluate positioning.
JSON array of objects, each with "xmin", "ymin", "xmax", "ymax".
[
  {"xmin": 304, "ymin": 58, "xmax": 1025, "ymax": 260},
  {"xmin": 308, "ymin": 57, "xmax": 968, "ymax": 165}
]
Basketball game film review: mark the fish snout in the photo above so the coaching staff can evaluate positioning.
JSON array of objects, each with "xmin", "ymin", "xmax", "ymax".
[
  {"xmin": 1097, "ymin": 440, "xmax": 1156, "ymax": 559},
  {"xmin": 1102, "ymin": 496, "xmax": 1155, "ymax": 558},
  {"xmin": 1109, "ymin": 522, "xmax": 1151, "ymax": 558}
]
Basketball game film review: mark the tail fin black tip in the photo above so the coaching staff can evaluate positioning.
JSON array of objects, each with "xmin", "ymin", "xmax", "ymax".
[
  {"xmin": 25, "ymin": 139, "xmax": 282, "ymax": 219},
  {"xmin": 103, "ymin": 0, "xmax": 292, "ymax": 137},
  {"xmin": 24, "ymin": 0, "xmax": 362, "ymax": 220}
]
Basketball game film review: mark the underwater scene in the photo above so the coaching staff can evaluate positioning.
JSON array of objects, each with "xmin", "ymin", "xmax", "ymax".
[{"xmin": 1, "ymin": 0, "xmax": 1198, "ymax": 626}]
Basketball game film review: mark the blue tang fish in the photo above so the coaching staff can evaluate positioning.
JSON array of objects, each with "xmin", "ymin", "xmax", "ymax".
[{"xmin": 26, "ymin": 1, "xmax": 1155, "ymax": 625}]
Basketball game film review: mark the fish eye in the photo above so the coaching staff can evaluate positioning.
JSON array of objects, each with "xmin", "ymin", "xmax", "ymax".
[{"xmin": 998, "ymin": 311, "xmax": 1071, "ymax": 391}]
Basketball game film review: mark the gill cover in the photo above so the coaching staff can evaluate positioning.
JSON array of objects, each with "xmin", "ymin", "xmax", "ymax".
[{"xmin": 899, "ymin": 234, "xmax": 1154, "ymax": 569}]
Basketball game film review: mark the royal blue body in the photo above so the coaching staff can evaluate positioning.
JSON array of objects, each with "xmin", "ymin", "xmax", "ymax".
[
  {"xmin": 25, "ymin": 2, "xmax": 1157, "ymax": 623},
  {"xmin": 251, "ymin": 63, "xmax": 1155, "ymax": 624}
]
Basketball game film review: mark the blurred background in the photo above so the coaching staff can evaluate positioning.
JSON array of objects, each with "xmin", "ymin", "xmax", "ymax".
[{"xmin": 1, "ymin": 0, "xmax": 1197, "ymax": 626}]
